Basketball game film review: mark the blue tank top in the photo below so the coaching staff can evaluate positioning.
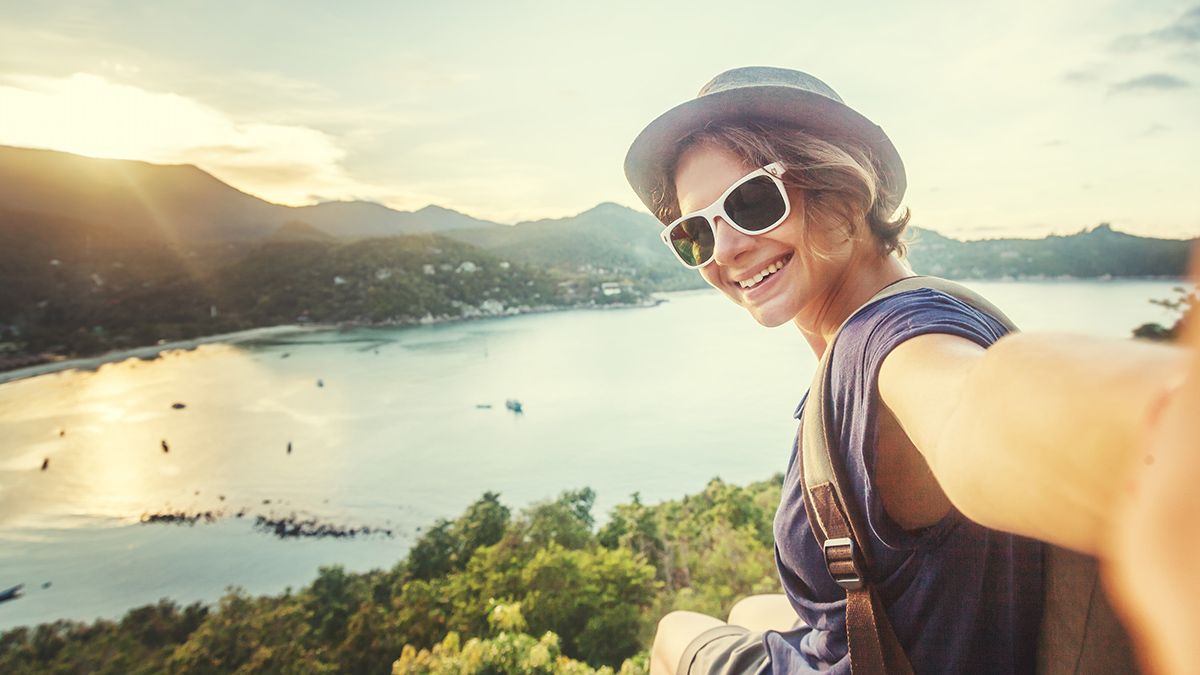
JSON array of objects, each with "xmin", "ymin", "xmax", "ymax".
[{"xmin": 766, "ymin": 288, "xmax": 1044, "ymax": 674}]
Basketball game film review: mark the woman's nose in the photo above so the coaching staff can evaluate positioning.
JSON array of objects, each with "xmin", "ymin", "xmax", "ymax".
[{"xmin": 711, "ymin": 217, "xmax": 754, "ymax": 266}]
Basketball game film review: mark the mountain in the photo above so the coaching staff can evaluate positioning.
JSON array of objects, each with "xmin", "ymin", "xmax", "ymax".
[
  {"xmin": 0, "ymin": 145, "xmax": 500, "ymax": 242},
  {"xmin": 443, "ymin": 202, "xmax": 705, "ymax": 291},
  {"xmin": 0, "ymin": 216, "xmax": 588, "ymax": 360},
  {"xmin": 288, "ymin": 202, "xmax": 501, "ymax": 237},
  {"xmin": 265, "ymin": 220, "xmax": 337, "ymax": 243},
  {"xmin": 906, "ymin": 224, "xmax": 1192, "ymax": 279},
  {"xmin": 445, "ymin": 202, "xmax": 669, "ymax": 269},
  {"xmin": 0, "ymin": 146, "xmax": 281, "ymax": 241},
  {"xmin": 443, "ymin": 206, "xmax": 1193, "ymax": 289},
  {"xmin": 2, "ymin": 144, "xmax": 1191, "ymax": 291}
]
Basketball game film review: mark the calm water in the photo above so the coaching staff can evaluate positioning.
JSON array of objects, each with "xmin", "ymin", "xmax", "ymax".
[{"xmin": 0, "ymin": 280, "xmax": 1185, "ymax": 630}]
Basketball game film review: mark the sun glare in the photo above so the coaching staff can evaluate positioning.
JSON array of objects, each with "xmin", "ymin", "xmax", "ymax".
[
  {"xmin": 0, "ymin": 73, "xmax": 392, "ymax": 207},
  {"xmin": 1, "ymin": 73, "xmax": 216, "ymax": 161}
]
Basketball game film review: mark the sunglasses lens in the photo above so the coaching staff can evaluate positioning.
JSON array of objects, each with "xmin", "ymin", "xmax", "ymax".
[
  {"xmin": 668, "ymin": 216, "xmax": 714, "ymax": 267},
  {"xmin": 725, "ymin": 175, "xmax": 786, "ymax": 232}
]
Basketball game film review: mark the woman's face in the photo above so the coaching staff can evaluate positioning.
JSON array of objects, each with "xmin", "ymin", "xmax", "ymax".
[{"xmin": 674, "ymin": 144, "xmax": 855, "ymax": 329}]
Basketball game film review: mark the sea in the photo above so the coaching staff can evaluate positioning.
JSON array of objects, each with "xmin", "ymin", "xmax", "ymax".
[{"xmin": 0, "ymin": 280, "xmax": 1187, "ymax": 630}]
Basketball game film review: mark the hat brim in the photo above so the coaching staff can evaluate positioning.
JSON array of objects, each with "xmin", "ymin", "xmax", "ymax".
[{"xmin": 624, "ymin": 84, "xmax": 906, "ymax": 223}]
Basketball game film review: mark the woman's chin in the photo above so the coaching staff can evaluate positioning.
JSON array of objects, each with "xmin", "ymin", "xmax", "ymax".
[
  {"xmin": 743, "ymin": 299, "xmax": 798, "ymax": 328},
  {"xmin": 714, "ymin": 278, "xmax": 799, "ymax": 327}
]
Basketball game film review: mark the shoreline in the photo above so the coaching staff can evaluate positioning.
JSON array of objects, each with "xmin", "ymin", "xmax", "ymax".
[
  {"xmin": 0, "ymin": 325, "xmax": 319, "ymax": 385},
  {"xmin": 5, "ymin": 275, "xmax": 1178, "ymax": 386},
  {"xmin": 0, "ymin": 298, "xmax": 666, "ymax": 386}
]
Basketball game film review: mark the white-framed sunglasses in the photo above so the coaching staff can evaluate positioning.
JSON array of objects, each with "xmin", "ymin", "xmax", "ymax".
[{"xmin": 661, "ymin": 162, "xmax": 790, "ymax": 269}]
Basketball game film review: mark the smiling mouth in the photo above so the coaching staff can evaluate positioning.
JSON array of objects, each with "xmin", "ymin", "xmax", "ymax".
[{"xmin": 738, "ymin": 254, "xmax": 792, "ymax": 290}]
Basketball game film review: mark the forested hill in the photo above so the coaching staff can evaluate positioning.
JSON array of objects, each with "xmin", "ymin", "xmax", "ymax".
[
  {"xmin": 447, "ymin": 203, "xmax": 664, "ymax": 269},
  {"xmin": 0, "ymin": 206, "xmax": 653, "ymax": 360},
  {"xmin": 0, "ymin": 145, "xmax": 500, "ymax": 241},
  {"xmin": 443, "ymin": 203, "xmax": 698, "ymax": 291},
  {"xmin": 439, "ymin": 203, "xmax": 1191, "ymax": 283},
  {"xmin": 1, "ymin": 145, "xmax": 1190, "ymax": 280},
  {"xmin": 905, "ymin": 224, "xmax": 1192, "ymax": 279},
  {"xmin": 444, "ymin": 208, "xmax": 1193, "ymax": 289},
  {"xmin": 2, "ymin": 146, "xmax": 1190, "ymax": 280}
]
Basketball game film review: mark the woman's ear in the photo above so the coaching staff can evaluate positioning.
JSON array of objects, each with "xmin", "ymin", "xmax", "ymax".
[
  {"xmin": 840, "ymin": 201, "xmax": 885, "ymax": 257},
  {"xmin": 832, "ymin": 200, "xmax": 870, "ymax": 250},
  {"xmin": 799, "ymin": 192, "xmax": 863, "ymax": 261}
]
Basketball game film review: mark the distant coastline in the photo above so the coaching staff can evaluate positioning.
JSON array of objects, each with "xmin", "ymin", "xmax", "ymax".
[
  {"xmin": 0, "ymin": 297, "xmax": 665, "ymax": 385},
  {"xmin": 0, "ymin": 325, "xmax": 313, "ymax": 385}
]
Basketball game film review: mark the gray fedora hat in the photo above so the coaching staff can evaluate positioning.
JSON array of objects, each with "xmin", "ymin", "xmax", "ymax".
[{"xmin": 624, "ymin": 66, "xmax": 906, "ymax": 222}]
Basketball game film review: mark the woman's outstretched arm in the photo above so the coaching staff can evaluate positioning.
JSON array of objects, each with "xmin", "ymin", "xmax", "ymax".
[
  {"xmin": 878, "ymin": 327, "xmax": 1184, "ymax": 555},
  {"xmin": 1105, "ymin": 274, "xmax": 1200, "ymax": 675}
]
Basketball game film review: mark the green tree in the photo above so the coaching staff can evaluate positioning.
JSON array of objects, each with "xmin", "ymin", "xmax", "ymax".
[
  {"xmin": 518, "ymin": 488, "xmax": 596, "ymax": 550},
  {"xmin": 521, "ymin": 545, "xmax": 655, "ymax": 666},
  {"xmin": 597, "ymin": 493, "xmax": 660, "ymax": 563},
  {"xmin": 1134, "ymin": 286, "xmax": 1197, "ymax": 342},
  {"xmin": 407, "ymin": 492, "xmax": 513, "ymax": 581},
  {"xmin": 392, "ymin": 604, "xmax": 649, "ymax": 675},
  {"xmin": 407, "ymin": 520, "xmax": 461, "ymax": 581},
  {"xmin": 165, "ymin": 588, "xmax": 324, "ymax": 675},
  {"xmin": 304, "ymin": 565, "xmax": 357, "ymax": 645}
]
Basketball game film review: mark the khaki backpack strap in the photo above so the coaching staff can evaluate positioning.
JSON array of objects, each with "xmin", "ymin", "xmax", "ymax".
[
  {"xmin": 800, "ymin": 441, "xmax": 913, "ymax": 675},
  {"xmin": 858, "ymin": 276, "xmax": 1018, "ymax": 332},
  {"xmin": 800, "ymin": 276, "xmax": 1015, "ymax": 675}
]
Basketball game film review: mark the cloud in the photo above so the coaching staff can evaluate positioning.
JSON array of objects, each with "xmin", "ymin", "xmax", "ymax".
[
  {"xmin": 0, "ymin": 72, "xmax": 407, "ymax": 206},
  {"xmin": 1112, "ymin": 6, "xmax": 1200, "ymax": 51},
  {"xmin": 1108, "ymin": 72, "xmax": 1191, "ymax": 94},
  {"xmin": 1063, "ymin": 70, "xmax": 1101, "ymax": 84}
]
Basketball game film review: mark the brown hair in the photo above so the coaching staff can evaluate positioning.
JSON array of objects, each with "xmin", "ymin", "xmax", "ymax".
[{"xmin": 651, "ymin": 121, "xmax": 910, "ymax": 258}]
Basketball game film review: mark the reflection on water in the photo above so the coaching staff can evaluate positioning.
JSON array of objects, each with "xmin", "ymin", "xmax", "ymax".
[
  {"xmin": 2, "ymin": 345, "xmax": 322, "ymax": 529},
  {"xmin": 0, "ymin": 280, "xmax": 1185, "ymax": 629}
]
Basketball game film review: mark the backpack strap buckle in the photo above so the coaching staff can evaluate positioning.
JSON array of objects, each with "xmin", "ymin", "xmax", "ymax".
[{"xmin": 823, "ymin": 537, "xmax": 864, "ymax": 590}]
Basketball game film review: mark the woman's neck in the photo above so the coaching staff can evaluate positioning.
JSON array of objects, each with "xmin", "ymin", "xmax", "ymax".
[{"xmin": 796, "ymin": 251, "xmax": 913, "ymax": 357}]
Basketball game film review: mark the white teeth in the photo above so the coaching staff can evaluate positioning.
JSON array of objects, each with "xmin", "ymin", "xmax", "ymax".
[{"xmin": 739, "ymin": 258, "xmax": 787, "ymax": 289}]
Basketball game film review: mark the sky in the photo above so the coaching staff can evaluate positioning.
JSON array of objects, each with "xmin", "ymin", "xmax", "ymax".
[{"xmin": 0, "ymin": 0, "xmax": 1197, "ymax": 240}]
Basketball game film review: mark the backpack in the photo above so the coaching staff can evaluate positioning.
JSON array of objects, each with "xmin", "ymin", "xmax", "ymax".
[{"xmin": 799, "ymin": 276, "xmax": 1140, "ymax": 675}]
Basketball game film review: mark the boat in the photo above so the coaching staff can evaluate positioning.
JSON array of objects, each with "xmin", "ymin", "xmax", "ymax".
[
  {"xmin": 0, "ymin": 584, "xmax": 23, "ymax": 604},
  {"xmin": 505, "ymin": 399, "xmax": 523, "ymax": 413}
]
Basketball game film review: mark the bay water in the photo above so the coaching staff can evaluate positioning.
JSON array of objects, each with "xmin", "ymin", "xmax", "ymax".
[{"xmin": 0, "ymin": 280, "xmax": 1185, "ymax": 630}]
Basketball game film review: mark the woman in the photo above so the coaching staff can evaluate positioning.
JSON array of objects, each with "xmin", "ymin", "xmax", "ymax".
[{"xmin": 623, "ymin": 67, "xmax": 1183, "ymax": 675}]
